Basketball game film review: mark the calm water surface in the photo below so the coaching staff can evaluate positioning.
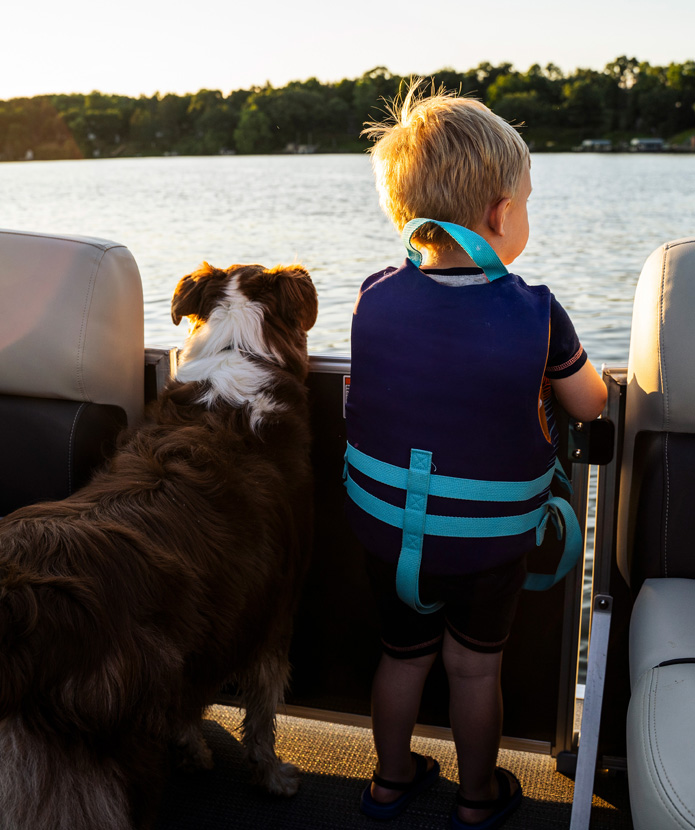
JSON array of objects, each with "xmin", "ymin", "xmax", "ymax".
[{"xmin": 2, "ymin": 152, "xmax": 695, "ymax": 368}]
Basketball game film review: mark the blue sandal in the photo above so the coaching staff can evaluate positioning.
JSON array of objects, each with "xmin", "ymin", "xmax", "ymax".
[
  {"xmin": 360, "ymin": 752, "xmax": 440, "ymax": 820},
  {"xmin": 450, "ymin": 767, "xmax": 522, "ymax": 829}
]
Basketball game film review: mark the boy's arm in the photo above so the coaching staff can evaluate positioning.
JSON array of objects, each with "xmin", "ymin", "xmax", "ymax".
[{"xmin": 550, "ymin": 360, "xmax": 607, "ymax": 422}]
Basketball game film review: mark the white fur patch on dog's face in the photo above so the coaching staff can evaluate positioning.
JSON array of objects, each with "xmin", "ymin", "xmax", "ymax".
[{"xmin": 174, "ymin": 276, "xmax": 286, "ymax": 428}]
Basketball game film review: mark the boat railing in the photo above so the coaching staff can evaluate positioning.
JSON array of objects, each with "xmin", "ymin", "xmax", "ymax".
[{"xmin": 142, "ymin": 347, "xmax": 629, "ymax": 776}]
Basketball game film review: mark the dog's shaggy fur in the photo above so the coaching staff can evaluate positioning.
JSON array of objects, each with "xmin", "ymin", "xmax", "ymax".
[{"xmin": 0, "ymin": 262, "xmax": 318, "ymax": 830}]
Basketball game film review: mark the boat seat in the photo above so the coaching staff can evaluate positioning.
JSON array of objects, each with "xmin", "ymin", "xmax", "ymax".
[
  {"xmin": 628, "ymin": 579, "xmax": 695, "ymax": 830},
  {"xmin": 616, "ymin": 238, "xmax": 695, "ymax": 830},
  {"xmin": 0, "ymin": 228, "xmax": 144, "ymax": 516}
]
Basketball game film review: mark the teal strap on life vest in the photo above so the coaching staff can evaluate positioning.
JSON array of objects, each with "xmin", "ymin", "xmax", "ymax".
[
  {"xmin": 344, "ymin": 444, "xmax": 582, "ymax": 612},
  {"xmin": 345, "ymin": 473, "xmax": 548, "ymax": 538},
  {"xmin": 402, "ymin": 218, "xmax": 509, "ymax": 282},
  {"xmin": 396, "ymin": 449, "xmax": 443, "ymax": 614},
  {"xmin": 524, "ymin": 494, "xmax": 583, "ymax": 591},
  {"xmin": 552, "ymin": 456, "xmax": 573, "ymax": 496},
  {"xmin": 346, "ymin": 442, "xmax": 557, "ymax": 502}
]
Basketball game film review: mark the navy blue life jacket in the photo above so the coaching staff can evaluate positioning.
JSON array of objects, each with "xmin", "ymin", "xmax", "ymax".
[{"xmin": 345, "ymin": 219, "xmax": 582, "ymax": 613}]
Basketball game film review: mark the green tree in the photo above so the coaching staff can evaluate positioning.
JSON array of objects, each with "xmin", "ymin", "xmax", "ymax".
[
  {"xmin": 470, "ymin": 62, "xmax": 514, "ymax": 101},
  {"xmin": 184, "ymin": 89, "xmax": 237, "ymax": 154},
  {"xmin": 158, "ymin": 93, "xmax": 191, "ymax": 147},
  {"xmin": 606, "ymin": 56, "xmax": 641, "ymax": 89},
  {"xmin": 666, "ymin": 61, "xmax": 695, "ymax": 133},
  {"xmin": 561, "ymin": 69, "xmax": 619, "ymax": 130},
  {"xmin": 233, "ymin": 103, "xmax": 274, "ymax": 153},
  {"xmin": 129, "ymin": 107, "xmax": 156, "ymax": 149},
  {"xmin": 630, "ymin": 63, "xmax": 679, "ymax": 134},
  {"xmin": 2, "ymin": 58, "xmax": 694, "ymax": 160},
  {"xmin": 353, "ymin": 67, "xmax": 403, "ymax": 125},
  {"xmin": 487, "ymin": 64, "xmax": 564, "ymax": 126}
]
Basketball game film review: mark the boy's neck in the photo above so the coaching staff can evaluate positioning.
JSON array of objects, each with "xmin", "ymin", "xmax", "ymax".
[{"xmin": 417, "ymin": 246, "xmax": 480, "ymax": 270}]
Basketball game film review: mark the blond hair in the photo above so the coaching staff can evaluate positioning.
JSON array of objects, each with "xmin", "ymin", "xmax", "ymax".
[{"xmin": 364, "ymin": 82, "xmax": 529, "ymax": 250}]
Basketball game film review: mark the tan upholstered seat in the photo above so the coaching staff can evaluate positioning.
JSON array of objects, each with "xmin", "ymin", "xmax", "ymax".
[
  {"xmin": 0, "ymin": 228, "xmax": 144, "ymax": 425},
  {"xmin": 0, "ymin": 228, "xmax": 144, "ymax": 514}
]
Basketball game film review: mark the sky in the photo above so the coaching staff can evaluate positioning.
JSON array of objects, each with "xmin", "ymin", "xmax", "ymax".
[{"xmin": 3, "ymin": 0, "xmax": 694, "ymax": 100}]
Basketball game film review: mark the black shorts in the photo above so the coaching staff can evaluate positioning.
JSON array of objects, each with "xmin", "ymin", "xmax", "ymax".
[{"xmin": 365, "ymin": 553, "xmax": 527, "ymax": 658}]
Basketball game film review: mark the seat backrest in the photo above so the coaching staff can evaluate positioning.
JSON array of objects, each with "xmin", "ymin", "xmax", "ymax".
[
  {"xmin": 0, "ymin": 228, "xmax": 144, "ymax": 424},
  {"xmin": 617, "ymin": 238, "xmax": 695, "ymax": 589},
  {"xmin": 0, "ymin": 228, "xmax": 144, "ymax": 514}
]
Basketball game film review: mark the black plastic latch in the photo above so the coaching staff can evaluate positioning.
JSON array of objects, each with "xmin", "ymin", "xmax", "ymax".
[{"xmin": 567, "ymin": 418, "xmax": 615, "ymax": 465}]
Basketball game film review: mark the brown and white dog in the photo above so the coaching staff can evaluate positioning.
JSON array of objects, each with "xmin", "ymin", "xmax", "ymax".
[{"xmin": 0, "ymin": 262, "xmax": 318, "ymax": 830}]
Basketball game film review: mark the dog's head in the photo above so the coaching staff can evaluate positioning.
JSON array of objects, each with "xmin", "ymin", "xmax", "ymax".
[{"xmin": 171, "ymin": 262, "xmax": 318, "ymax": 378}]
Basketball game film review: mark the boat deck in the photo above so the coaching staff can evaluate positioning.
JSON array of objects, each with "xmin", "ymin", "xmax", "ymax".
[{"xmin": 155, "ymin": 705, "xmax": 632, "ymax": 830}]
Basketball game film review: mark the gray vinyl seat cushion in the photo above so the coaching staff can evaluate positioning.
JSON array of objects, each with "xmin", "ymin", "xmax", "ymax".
[
  {"xmin": 627, "ymin": 579, "xmax": 695, "ymax": 830},
  {"xmin": 619, "ymin": 238, "xmax": 695, "ymax": 830}
]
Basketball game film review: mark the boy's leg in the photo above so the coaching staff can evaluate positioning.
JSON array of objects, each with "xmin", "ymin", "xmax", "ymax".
[
  {"xmin": 363, "ymin": 554, "xmax": 442, "ymax": 802},
  {"xmin": 370, "ymin": 649, "xmax": 438, "ymax": 802},
  {"xmin": 442, "ymin": 631, "xmax": 519, "ymax": 823}
]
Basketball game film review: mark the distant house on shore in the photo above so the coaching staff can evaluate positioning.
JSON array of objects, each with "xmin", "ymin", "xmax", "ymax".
[
  {"xmin": 284, "ymin": 142, "xmax": 317, "ymax": 154},
  {"xmin": 578, "ymin": 139, "xmax": 613, "ymax": 152},
  {"xmin": 630, "ymin": 137, "xmax": 665, "ymax": 152}
]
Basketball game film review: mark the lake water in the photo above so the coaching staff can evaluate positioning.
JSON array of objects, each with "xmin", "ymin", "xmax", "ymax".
[{"xmin": 3, "ymin": 152, "xmax": 695, "ymax": 368}]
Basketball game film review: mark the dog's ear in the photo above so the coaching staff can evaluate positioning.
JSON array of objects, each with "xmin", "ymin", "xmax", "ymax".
[
  {"xmin": 171, "ymin": 263, "xmax": 229, "ymax": 326},
  {"xmin": 266, "ymin": 265, "xmax": 318, "ymax": 332}
]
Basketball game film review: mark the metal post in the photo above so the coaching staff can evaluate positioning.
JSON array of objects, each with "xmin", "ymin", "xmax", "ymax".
[
  {"xmin": 569, "ymin": 593, "xmax": 613, "ymax": 830},
  {"xmin": 554, "ymin": 458, "xmax": 589, "ymax": 758}
]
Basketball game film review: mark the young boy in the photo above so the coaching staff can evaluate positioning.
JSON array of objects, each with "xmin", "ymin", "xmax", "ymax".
[{"xmin": 344, "ymin": 86, "xmax": 607, "ymax": 829}]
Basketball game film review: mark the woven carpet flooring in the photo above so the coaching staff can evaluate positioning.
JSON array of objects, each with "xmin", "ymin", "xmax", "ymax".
[{"xmin": 155, "ymin": 705, "xmax": 632, "ymax": 830}]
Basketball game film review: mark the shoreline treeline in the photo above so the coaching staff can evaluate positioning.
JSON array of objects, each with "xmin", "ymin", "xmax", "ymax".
[{"xmin": 1, "ymin": 57, "xmax": 694, "ymax": 161}]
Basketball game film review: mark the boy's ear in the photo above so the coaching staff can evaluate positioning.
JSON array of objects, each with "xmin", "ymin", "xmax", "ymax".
[{"xmin": 486, "ymin": 198, "xmax": 511, "ymax": 237}]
